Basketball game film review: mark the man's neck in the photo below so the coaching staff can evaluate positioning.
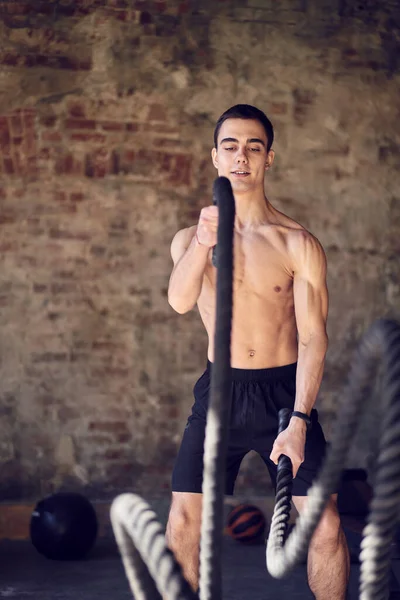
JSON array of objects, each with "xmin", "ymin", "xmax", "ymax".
[{"xmin": 233, "ymin": 190, "xmax": 276, "ymax": 231}]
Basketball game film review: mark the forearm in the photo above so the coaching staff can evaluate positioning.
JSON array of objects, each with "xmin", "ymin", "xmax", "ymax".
[
  {"xmin": 293, "ymin": 334, "xmax": 328, "ymax": 416},
  {"xmin": 168, "ymin": 235, "xmax": 210, "ymax": 313}
]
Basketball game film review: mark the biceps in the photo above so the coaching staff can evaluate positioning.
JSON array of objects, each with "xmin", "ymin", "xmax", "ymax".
[{"xmin": 294, "ymin": 277, "xmax": 328, "ymax": 342}]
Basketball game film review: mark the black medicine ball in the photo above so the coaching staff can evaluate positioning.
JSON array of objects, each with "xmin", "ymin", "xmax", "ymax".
[{"xmin": 30, "ymin": 492, "xmax": 98, "ymax": 560}]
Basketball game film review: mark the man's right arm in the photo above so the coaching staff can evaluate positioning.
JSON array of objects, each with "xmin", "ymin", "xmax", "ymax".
[{"xmin": 167, "ymin": 227, "xmax": 210, "ymax": 314}]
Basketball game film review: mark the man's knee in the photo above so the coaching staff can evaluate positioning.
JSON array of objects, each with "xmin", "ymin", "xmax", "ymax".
[
  {"xmin": 311, "ymin": 501, "xmax": 342, "ymax": 550},
  {"xmin": 166, "ymin": 493, "xmax": 202, "ymax": 546}
]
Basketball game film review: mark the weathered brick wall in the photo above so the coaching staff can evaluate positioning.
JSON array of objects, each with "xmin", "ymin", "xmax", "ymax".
[{"xmin": 0, "ymin": 0, "xmax": 399, "ymax": 501}]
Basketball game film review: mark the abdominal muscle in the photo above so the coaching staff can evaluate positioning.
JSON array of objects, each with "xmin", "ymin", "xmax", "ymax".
[{"xmin": 198, "ymin": 292, "xmax": 299, "ymax": 369}]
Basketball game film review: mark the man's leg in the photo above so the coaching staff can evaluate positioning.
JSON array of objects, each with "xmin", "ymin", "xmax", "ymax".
[
  {"xmin": 292, "ymin": 494, "xmax": 350, "ymax": 600},
  {"xmin": 166, "ymin": 491, "xmax": 203, "ymax": 591}
]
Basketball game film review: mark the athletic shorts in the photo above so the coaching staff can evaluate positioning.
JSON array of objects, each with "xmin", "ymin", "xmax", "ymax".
[{"xmin": 172, "ymin": 361, "xmax": 327, "ymax": 497}]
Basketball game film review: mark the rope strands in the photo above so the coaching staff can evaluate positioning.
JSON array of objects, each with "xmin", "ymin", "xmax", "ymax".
[
  {"xmin": 199, "ymin": 176, "xmax": 235, "ymax": 600},
  {"xmin": 266, "ymin": 318, "xmax": 400, "ymax": 600},
  {"xmin": 110, "ymin": 494, "xmax": 198, "ymax": 600}
]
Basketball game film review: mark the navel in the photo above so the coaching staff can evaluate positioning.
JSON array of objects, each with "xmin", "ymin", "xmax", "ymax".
[{"xmin": 249, "ymin": 349, "xmax": 256, "ymax": 358}]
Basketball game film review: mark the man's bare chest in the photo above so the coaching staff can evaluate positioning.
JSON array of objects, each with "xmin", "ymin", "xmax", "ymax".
[{"xmin": 204, "ymin": 234, "xmax": 294, "ymax": 300}]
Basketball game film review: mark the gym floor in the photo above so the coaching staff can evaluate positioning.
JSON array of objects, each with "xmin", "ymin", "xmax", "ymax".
[{"xmin": 2, "ymin": 534, "xmax": 400, "ymax": 599}]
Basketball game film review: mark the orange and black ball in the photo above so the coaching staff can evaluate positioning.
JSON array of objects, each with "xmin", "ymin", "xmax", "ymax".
[{"xmin": 225, "ymin": 504, "xmax": 266, "ymax": 544}]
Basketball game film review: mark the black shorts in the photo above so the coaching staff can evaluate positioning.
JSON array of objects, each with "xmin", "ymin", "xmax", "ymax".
[{"xmin": 172, "ymin": 361, "xmax": 327, "ymax": 497}]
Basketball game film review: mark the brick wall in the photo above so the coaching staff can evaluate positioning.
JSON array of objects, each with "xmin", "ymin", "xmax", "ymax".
[{"xmin": 0, "ymin": 0, "xmax": 399, "ymax": 501}]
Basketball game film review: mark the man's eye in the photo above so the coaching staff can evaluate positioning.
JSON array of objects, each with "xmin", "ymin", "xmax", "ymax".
[
  {"xmin": 251, "ymin": 148, "xmax": 261, "ymax": 152},
  {"xmin": 224, "ymin": 147, "xmax": 234, "ymax": 151}
]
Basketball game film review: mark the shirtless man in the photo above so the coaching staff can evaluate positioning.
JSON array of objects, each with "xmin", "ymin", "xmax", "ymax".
[{"xmin": 166, "ymin": 104, "xmax": 350, "ymax": 599}]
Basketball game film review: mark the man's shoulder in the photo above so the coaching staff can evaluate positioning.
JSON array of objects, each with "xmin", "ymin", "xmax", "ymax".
[
  {"xmin": 172, "ymin": 225, "xmax": 197, "ymax": 246},
  {"xmin": 267, "ymin": 209, "xmax": 326, "ymax": 270},
  {"xmin": 271, "ymin": 210, "xmax": 322, "ymax": 250}
]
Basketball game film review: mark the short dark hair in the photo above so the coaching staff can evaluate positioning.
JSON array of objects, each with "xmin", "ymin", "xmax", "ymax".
[{"xmin": 214, "ymin": 104, "xmax": 274, "ymax": 151}]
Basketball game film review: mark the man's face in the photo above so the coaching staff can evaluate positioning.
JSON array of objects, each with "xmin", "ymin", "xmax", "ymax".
[{"xmin": 211, "ymin": 118, "xmax": 274, "ymax": 193}]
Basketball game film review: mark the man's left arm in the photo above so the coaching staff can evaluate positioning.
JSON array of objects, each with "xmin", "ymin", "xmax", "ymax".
[{"xmin": 270, "ymin": 232, "xmax": 329, "ymax": 478}]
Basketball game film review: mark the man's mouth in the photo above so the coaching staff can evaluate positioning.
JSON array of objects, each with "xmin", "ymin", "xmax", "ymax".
[{"xmin": 231, "ymin": 170, "xmax": 250, "ymax": 176}]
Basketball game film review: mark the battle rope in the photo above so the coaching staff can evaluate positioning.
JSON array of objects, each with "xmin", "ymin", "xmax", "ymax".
[
  {"xmin": 110, "ymin": 493, "xmax": 196, "ymax": 600},
  {"xmin": 199, "ymin": 176, "xmax": 235, "ymax": 600},
  {"xmin": 110, "ymin": 176, "xmax": 235, "ymax": 600},
  {"xmin": 267, "ymin": 318, "xmax": 400, "ymax": 600}
]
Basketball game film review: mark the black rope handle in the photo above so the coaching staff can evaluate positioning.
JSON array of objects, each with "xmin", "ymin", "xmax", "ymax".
[
  {"xmin": 200, "ymin": 176, "xmax": 235, "ymax": 600},
  {"xmin": 274, "ymin": 408, "xmax": 294, "ymax": 544}
]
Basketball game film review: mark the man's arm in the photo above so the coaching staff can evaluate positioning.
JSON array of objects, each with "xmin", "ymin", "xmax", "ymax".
[
  {"xmin": 290, "ymin": 231, "xmax": 329, "ymax": 428},
  {"xmin": 168, "ymin": 205, "xmax": 219, "ymax": 314},
  {"xmin": 168, "ymin": 227, "xmax": 209, "ymax": 314},
  {"xmin": 270, "ymin": 231, "xmax": 328, "ymax": 477}
]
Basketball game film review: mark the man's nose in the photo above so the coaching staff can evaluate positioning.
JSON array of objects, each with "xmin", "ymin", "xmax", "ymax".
[{"xmin": 235, "ymin": 148, "xmax": 248, "ymax": 162}]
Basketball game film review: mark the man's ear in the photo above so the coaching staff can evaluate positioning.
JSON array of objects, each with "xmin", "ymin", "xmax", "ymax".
[
  {"xmin": 265, "ymin": 149, "xmax": 275, "ymax": 170},
  {"xmin": 211, "ymin": 147, "xmax": 218, "ymax": 169}
]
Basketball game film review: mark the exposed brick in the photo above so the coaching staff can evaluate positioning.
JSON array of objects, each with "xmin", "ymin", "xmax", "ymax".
[
  {"xmin": 142, "ymin": 122, "xmax": 178, "ymax": 134},
  {"xmin": 125, "ymin": 122, "xmax": 139, "ymax": 132},
  {"xmin": 88, "ymin": 421, "xmax": 130, "ymax": 434},
  {"xmin": 0, "ymin": 117, "xmax": 11, "ymax": 148},
  {"xmin": 33, "ymin": 284, "xmax": 47, "ymax": 293},
  {"xmin": 1, "ymin": 2, "xmax": 34, "ymax": 16},
  {"xmin": 108, "ymin": 0, "xmax": 130, "ymax": 8},
  {"xmin": 70, "ymin": 352, "xmax": 90, "ymax": 362},
  {"xmin": 49, "ymin": 228, "xmax": 91, "ymax": 241},
  {"xmin": 87, "ymin": 435, "xmax": 113, "ymax": 445},
  {"xmin": 38, "ymin": 147, "xmax": 51, "ymax": 159},
  {"xmin": 51, "ymin": 283, "xmax": 77, "ymax": 294},
  {"xmin": 32, "ymin": 352, "xmax": 69, "ymax": 363},
  {"xmin": 0, "ymin": 53, "xmax": 25, "ymax": 67},
  {"xmin": 65, "ymin": 119, "xmax": 97, "ymax": 130},
  {"xmin": 70, "ymin": 192, "xmax": 85, "ymax": 202},
  {"xmin": 9, "ymin": 115, "xmax": 23, "ymax": 136},
  {"xmin": 140, "ymin": 10, "xmax": 152, "ymax": 25},
  {"xmin": 54, "ymin": 153, "xmax": 83, "ymax": 176},
  {"xmin": 53, "ymin": 191, "xmax": 67, "ymax": 202},
  {"xmin": 68, "ymin": 102, "xmax": 86, "ymax": 118},
  {"xmin": 85, "ymin": 148, "xmax": 111, "ymax": 178},
  {"xmin": 40, "ymin": 116, "xmax": 57, "ymax": 127},
  {"xmin": 178, "ymin": 1, "xmax": 189, "ymax": 15},
  {"xmin": 92, "ymin": 341, "xmax": 125, "ymax": 351},
  {"xmin": 91, "ymin": 367, "xmax": 130, "ymax": 377},
  {"xmin": 99, "ymin": 121, "xmax": 125, "ymax": 131},
  {"xmin": 90, "ymin": 245, "xmax": 107, "ymax": 256},
  {"xmin": 104, "ymin": 449, "xmax": 128, "ymax": 460},
  {"xmin": 70, "ymin": 132, "xmax": 107, "ymax": 143},
  {"xmin": 0, "ymin": 52, "xmax": 91, "ymax": 70},
  {"xmin": 0, "ymin": 213, "xmax": 17, "ymax": 224},
  {"xmin": 42, "ymin": 131, "xmax": 62, "ymax": 142},
  {"xmin": 269, "ymin": 102, "xmax": 288, "ymax": 115},
  {"xmin": 155, "ymin": 0, "xmax": 167, "ymax": 12},
  {"xmin": 293, "ymin": 88, "xmax": 316, "ymax": 125},
  {"xmin": 3, "ymin": 157, "xmax": 15, "ymax": 175}
]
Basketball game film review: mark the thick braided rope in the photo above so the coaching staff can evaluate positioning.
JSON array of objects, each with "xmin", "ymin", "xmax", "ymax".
[
  {"xmin": 199, "ymin": 176, "xmax": 235, "ymax": 600},
  {"xmin": 110, "ymin": 494, "xmax": 199, "ymax": 600},
  {"xmin": 268, "ymin": 408, "xmax": 294, "ymax": 550},
  {"xmin": 110, "ymin": 176, "xmax": 235, "ymax": 600},
  {"xmin": 267, "ymin": 319, "xmax": 400, "ymax": 600}
]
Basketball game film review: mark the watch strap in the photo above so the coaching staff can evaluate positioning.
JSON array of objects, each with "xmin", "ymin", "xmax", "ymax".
[{"xmin": 291, "ymin": 411, "xmax": 312, "ymax": 428}]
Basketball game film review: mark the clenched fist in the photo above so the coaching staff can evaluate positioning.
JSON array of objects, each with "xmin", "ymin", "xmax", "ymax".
[{"xmin": 196, "ymin": 205, "xmax": 219, "ymax": 247}]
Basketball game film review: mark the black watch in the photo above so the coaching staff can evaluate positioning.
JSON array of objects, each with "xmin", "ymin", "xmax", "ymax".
[{"xmin": 291, "ymin": 411, "xmax": 312, "ymax": 430}]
